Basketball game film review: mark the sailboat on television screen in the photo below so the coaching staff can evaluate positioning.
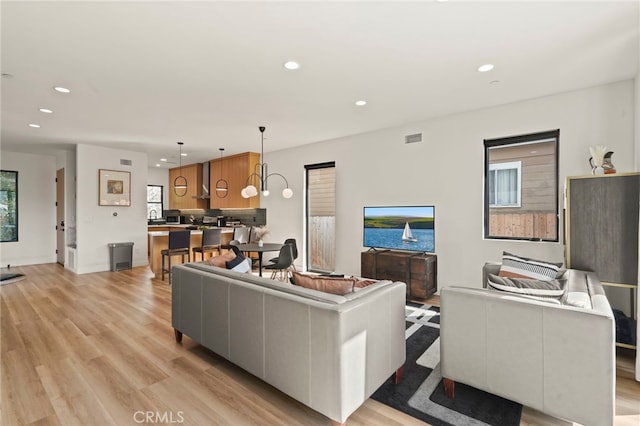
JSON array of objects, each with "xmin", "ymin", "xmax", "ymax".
[{"xmin": 401, "ymin": 222, "xmax": 418, "ymax": 242}]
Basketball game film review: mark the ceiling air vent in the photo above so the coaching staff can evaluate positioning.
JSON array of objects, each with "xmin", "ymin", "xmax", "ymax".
[
  {"xmin": 405, "ymin": 133, "xmax": 423, "ymax": 144},
  {"xmin": 120, "ymin": 159, "xmax": 132, "ymax": 166}
]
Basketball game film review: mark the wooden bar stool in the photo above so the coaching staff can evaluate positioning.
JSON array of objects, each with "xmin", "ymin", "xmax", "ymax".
[
  {"xmin": 161, "ymin": 230, "xmax": 191, "ymax": 283},
  {"xmin": 192, "ymin": 228, "xmax": 222, "ymax": 261}
]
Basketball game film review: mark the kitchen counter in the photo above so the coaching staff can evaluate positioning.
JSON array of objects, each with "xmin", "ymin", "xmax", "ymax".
[
  {"xmin": 148, "ymin": 227, "xmax": 234, "ymax": 278},
  {"xmin": 147, "ymin": 225, "xmax": 234, "ymax": 235}
]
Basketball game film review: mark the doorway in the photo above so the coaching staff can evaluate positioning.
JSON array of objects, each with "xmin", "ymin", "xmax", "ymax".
[{"xmin": 56, "ymin": 168, "xmax": 65, "ymax": 265}]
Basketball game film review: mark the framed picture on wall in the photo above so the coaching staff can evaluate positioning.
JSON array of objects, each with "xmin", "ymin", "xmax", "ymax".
[{"xmin": 99, "ymin": 169, "xmax": 131, "ymax": 206}]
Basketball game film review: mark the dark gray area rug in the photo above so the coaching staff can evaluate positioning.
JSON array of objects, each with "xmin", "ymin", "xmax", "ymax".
[
  {"xmin": 0, "ymin": 272, "xmax": 26, "ymax": 285},
  {"xmin": 371, "ymin": 302, "xmax": 522, "ymax": 426}
]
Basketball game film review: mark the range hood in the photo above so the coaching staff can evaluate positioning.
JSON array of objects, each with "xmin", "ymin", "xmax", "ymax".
[{"xmin": 192, "ymin": 162, "xmax": 210, "ymax": 200}]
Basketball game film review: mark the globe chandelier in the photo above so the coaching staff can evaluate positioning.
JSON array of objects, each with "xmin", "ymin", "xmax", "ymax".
[{"xmin": 241, "ymin": 126, "xmax": 293, "ymax": 199}]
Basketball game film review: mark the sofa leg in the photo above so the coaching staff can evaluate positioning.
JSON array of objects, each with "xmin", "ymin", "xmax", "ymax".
[
  {"xmin": 443, "ymin": 378, "xmax": 455, "ymax": 399},
  {"xmin": 393, "ymin": 366, "xmax": 404, "ymax": 384},
  {"xmin": 174, "ymin": 328, "xmax": 183, "ymax": 343}
]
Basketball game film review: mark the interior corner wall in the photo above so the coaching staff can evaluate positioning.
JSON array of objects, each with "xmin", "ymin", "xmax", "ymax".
[
  {"xmin": 75, "ymin": 144, "xmax": 148, "ymax": 274},
  {"xmin": 635, "ymin": 70, "xmax": 640, "ymax": 382},
  {"xmin": 0, "ymin": 151, "xmax": 57, "ymax": 266},
  {"xmin": 261, "ymin": 79, "xmax": 636, "ymax": 289},
  {"xmin": 636, "ymin": 71, "xmax": 640, "ymax": 171}
]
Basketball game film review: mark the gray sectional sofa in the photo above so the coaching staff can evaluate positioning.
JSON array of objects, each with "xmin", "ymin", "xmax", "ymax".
[
  {"xmin": 171, "ymin": 262, "xmax": 407, "ymax": 425},
  {"xmin": 440, "ymin": 262, "xmax": 616, "ymax": 426}
]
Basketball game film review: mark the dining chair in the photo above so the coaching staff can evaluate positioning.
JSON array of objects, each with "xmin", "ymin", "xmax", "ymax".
[
  {"xmin": 233, "ymin": 226, "xmax": 251, "ymax": 244},
  {"xmin": 269, "ymin": 238, "xmax": 298, "ymax": 271},
  {"xmin": 192, "ymin": 228, "xmax": 222, "ymax": 261},
  {"xmin": 249, "ymin": 226, "xmax": 261, "ymax": 243},
  {"xmin": 161, "ymin": 230, "xmax": 191, "ymax": 283},
  {"xmin": 264, "ymin": 243, "xmax": 294, "ymax": 281},
  {"xmin": 221, "ymin": 227, "xmax": 251, "ymax": 252}
]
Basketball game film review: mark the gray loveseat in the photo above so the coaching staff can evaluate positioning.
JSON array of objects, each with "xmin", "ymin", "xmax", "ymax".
[
  {"xmin": 440, "ymin": 262, "xmax": 615, "ymax": 426},
  {"xmin": 171, "ymin": 263, "xmax": 406, "ymax": 425}
]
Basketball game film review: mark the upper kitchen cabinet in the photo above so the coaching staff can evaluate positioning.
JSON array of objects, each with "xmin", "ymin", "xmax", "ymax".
[
  {"xmin": 168, "ymin": 163, "xmax": 207, "ymax": 210},
  {"xmin": 209, "ymin": 152, "xmax": 261, "ymax": 208}
]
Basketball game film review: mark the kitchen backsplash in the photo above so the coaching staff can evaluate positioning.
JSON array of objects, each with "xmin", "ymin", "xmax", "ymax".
[{"xmin": 163, "ymin": 208, "xmax": 266, "ymax": 226}]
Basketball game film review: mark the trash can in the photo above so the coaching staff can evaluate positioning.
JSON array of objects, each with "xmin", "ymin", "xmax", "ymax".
[{"xmin": 108, "ymin": 242, "xmax": 134, "ymax": 271}]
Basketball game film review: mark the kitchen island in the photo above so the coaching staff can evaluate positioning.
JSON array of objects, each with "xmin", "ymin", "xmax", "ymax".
[{"xmin": 148, "ymin": 227, "xmax": 234, "ymax": 278}]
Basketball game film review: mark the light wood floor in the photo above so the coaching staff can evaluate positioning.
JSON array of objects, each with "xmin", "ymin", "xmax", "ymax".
[{"xmin": 1, "ymin": 264, "xmax": 639, "ymax": 426}]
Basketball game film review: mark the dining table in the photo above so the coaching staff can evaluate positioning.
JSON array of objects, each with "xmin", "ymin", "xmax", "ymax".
[{"xmin": 235, "ymin": 242, "xmax": 284, "ymax": 277}]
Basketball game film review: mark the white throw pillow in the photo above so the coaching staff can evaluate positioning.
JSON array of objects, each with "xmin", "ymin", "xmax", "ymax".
[
  {"xmin": 498, "ymin": 251, "xmax": 563, "ymax": 281},
  {"xmin": 231, "ymin": 258, "xmax": 252, "ymax": 273}
]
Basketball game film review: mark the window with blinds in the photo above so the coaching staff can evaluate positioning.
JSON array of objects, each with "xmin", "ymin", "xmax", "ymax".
[
  {"xmin": 305, "ymin": 162, "xmax": 335, "ymax": 272},
  {"xmin": 488, "ymin": 161, "xmax": 522, "ymax": 207}
]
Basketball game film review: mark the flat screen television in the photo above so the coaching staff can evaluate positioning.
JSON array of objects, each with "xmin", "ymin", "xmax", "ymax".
[{"xmin": 363, "ymin": 205, "xmax": 435, "ymax": 253}]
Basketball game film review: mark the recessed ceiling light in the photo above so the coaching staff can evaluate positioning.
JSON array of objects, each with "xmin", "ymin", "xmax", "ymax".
[
  {"xmin": 28, "ymin": 123, "xmax": 41, "ymax": 128},
  {"xmin": 181, "ymin": 153, "xmax": 188, "ymax": 157},
  {"xmin": 39, "ymin": 108, "xmax": 53, "ymax": 114},
  {"xmin": 53, "ymin": 86, "xmax": 71, "ymax": 93},
  {"xmin": 160, "ymin": 158, "xmax": 167, "ymax": 162},
  {"xmin": 156, "ymin": 164, "xmax": 161, "ymax": 167},
  {"xmin": 283, "ymin": 61, "xmax": 300, "ymax": 70},
  {"xmin": 355, "ymin": 100, "xmax": 367, "ymax": 106},
  {"xmin": 478, "ymin": 64, "xmax": 494, "ymax": 72}
]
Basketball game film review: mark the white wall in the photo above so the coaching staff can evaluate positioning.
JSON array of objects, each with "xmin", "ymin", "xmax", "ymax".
[
  {"xmin": 0, "ymin": 151, "xmax": 57, "ymax": 266},
  {"xmin": 147, "ymin": 166, "xmax": 169, "ymax": 215},
  {"xmin": 261, "ymin": 80, "xmax": 636, "ymax": 289},
  {"xmin": 76, "ymin": 144, "xmax": 148, "ymax": 273}
]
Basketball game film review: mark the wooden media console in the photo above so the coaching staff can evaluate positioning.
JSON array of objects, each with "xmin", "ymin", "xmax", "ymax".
[{"xmin": 361, "ymin": 250, "xmax": 437, "ymax": 300}]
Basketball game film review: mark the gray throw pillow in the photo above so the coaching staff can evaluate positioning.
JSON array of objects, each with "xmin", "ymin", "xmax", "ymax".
[{"xmin": 487, "ymin": 273, "xmax": 565, "ymax": 297}]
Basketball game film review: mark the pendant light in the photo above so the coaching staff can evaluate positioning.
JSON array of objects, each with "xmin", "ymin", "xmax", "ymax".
[
  {"xmin": 241, "ymin": 126, "xmax": 293, "ymax": 199},
  {"xmin": 173, "ymin": 142, "xmax": 188, "ymax": 197},
  {"xmin": 215, "ymin": 148, "xmax": 229, "ymax": 198}
]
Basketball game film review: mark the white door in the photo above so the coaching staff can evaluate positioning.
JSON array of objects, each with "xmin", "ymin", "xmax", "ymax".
[{"xmin": 56, "ymin": 168, "xmax": 65, "ymax": 265}]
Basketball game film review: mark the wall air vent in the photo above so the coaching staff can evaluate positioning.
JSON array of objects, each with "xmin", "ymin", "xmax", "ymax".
[
  {"xmin": 405, "ymin": 133, "xmax": 423, "ymax": 144},
  {"xmin": 120, "ymin": 159, "xmax": 132, "ymax": 166}
]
